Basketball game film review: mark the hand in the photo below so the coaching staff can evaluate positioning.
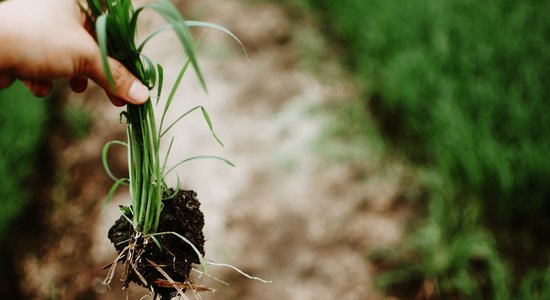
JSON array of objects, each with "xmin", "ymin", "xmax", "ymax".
[{"xmin": 0, "ymin": 0, "xmax": 149, "ymax": 106}]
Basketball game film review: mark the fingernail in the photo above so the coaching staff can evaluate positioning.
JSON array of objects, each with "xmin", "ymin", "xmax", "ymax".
[{"xmin": 128, "ymin": 81, "xmax": 149, "ymax": 104}]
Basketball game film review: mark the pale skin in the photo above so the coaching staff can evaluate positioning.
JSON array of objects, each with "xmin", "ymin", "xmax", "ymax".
[{"xmin": 0, "ymin": 0, "xmax": 149, "ymax": 106}]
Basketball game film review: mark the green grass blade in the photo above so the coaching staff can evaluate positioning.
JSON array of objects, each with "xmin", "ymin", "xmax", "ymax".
[
  {"xmin": 201, "ymin": 106, "xmax": 224, "ymax": 147},
  {"xmin": 165, "ymin": 174, "xmax": 181, "ymax": 199},
  {"xmin": 102, "ymin": 140, "xmax": 128, "ymax": 182},
  {"xmin": 144, "ymin": 0, "xmax": 207, "ymax": 92},
  {"xmin": 160, "ymin": 105, "xmax": 201, "ymax": 137},
  {"xmin": 185, "ymin": 20, "xmax": 248, "ymax": 59},
  {"xmin": 166, "ymin": 155, "xmax": 235, "ymax": 176},
  {"xmin": 137, "ymin": 21, "xmax": 246, "ymax": 58},
  {"xmin": 156, "ymin": 64, "xmax": 164, "ymax": 104},
  {"xmin": 129, "ymin": 7, "xmax": 145, "ymax": 41},
  {"xmin": 158, "ymin": 33, "xmax": 204, "ymax": 134},
  {"xmin": 96, "ymin": 14, "xmax": 116, "ymax": 90},
  {"xmin": 86, "ymin": 0, "xmax": 103, "ymax": 17},
  {"xmin": 141, "ymin": 54, "xmax": 157, "ymax": 89},
  {"xmin": 149, "ymin": 235, "xmax": 163, "ymax": 252},
  {"xmin": 103, "ymin": 177, "xmax": 130, "ymax": 211},
  {"xmin": 161, "ymin": 137, "xmax": 175, "ymax": 174},
  {"xmin": 158, "ymin": 60, "xmax": 191, "ymax": 134},
  {"xmin": 137, "ymin": 24, "xmax": 170, "ymax": 53}
]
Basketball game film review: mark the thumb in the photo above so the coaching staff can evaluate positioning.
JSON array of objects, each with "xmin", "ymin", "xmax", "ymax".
[{"xmin": 86, "ymin": 56, "xmax": 149, "ymax": 105}]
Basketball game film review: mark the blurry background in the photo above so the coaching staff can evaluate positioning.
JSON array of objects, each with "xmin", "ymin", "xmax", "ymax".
[{"xmin": 0, "ymin": 0, "xmax": 549, "ymax": 299}]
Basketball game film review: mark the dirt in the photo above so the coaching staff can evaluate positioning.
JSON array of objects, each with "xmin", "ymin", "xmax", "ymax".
[
  {"xmin": 9, "ymin": 0, "xmax": 417, "ymax": 299},
  {"xmin": 108, "ymin": 190, "xmax": 205, "ymax": 299}
]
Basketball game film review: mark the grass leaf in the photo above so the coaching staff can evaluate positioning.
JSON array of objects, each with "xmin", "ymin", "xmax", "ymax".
[
  {"xmin": 96, "ymin": 14, "xmax": 116, "ymax": 91},
  {"xmin": 201, "ymin": 106, "xmax": 224, "ymax": 147},
  {"xmin": 166, "ymin": 155, "xmax": 235, "ymax": 176},
  {"xmin": 150, "ymin": 235, "xmax": 163, "ymax": 252},
  {"xmin": 144, "ymin": 0, "xmax": 207, "ymax": 93},
  {"xmin": 103, "ymin": 177, "xmax": 130, "ymax": 211},
  {"xmin": 159, "ymin": 60, "xmax": 191, "ymax": 134},
  {"xmin": 156, "ymin": 64, "xmax": 164, "ymax": 104},
  {"xmin": 85, "ymin": 0, "xmax": 103, "ymax": 17},
  {"xmin": 162, "ymin": 137, "xmax": 175, "ymax": 174},
  {"xmin": 185, "ymin": 20, "xmax": 248, "ymax": 59},
  {"xmin": 141, "ymin": 54, "xmax": 157, "ymax": 89},
  {"xmin": 137, "ymin": 21, "xmax": 247, "ymax": 59},
  {"xmin": 158, "ymin": 33, "xmax": 204, "ymax": 134},
  {"xmin": 102, "ymin": 140, "xmax": 128, "ymax": 182},
  {"xmin": 160, "ymin": 105, "xmax": 201, "ymax": 137}
]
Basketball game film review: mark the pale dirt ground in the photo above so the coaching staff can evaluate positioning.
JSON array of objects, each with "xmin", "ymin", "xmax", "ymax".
[{"xmin": 17, "ymin": 1, "xmax": 416, "ymax": 299}]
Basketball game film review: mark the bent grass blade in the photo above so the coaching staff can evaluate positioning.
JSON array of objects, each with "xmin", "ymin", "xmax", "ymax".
[
  {"xmin": 102, "ymin": 140, "xmax": 128, "ymax": 182},
  {"xmin": 103, "ymin": 177, "xmax": 130, "ymax": 211},
  {"xmin": 137, "ymin": 20, "xmax": 246, "ymax": 59},
  {"xmin": 165, "ymin": 155, "xmax": 235, "ymax": 177}
]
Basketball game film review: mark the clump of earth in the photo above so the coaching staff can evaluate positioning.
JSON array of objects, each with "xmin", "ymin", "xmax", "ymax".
[{"xmin": 108, "ymin": 190, "xmax": 205, "ymax": 299}]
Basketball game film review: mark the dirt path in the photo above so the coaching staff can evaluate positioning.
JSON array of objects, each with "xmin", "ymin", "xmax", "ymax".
[{"xmin": 17, "ymin": 1, "xmax": 413, "ymax": 299}]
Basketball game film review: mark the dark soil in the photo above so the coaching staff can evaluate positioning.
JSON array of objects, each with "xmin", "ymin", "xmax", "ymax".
[{"xmin": 108, "ymin": 189, "xmax": 205, "ymax": 299}]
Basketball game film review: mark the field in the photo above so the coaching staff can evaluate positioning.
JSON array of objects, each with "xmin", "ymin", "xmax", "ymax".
[
  {"xmin": 297, "ymin": 0, "xmax": 550, "ymax": 298},
  {"xmin": 0, "ymin": 82, "xmax": 46, "ymax": 297},
  {"xmin": 0, "ymin": 0, "xmax": 548, "ymax": 299}
]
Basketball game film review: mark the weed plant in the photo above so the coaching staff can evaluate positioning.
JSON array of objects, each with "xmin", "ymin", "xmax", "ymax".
[
  {"xmin": 83, "ymin": 2, "xmax": 247, "ymax": 296},
  {"xmin": 82, "ymin": 6, "xmax": 245, "ymax": 296},
  {"xmin": 84, "ymin": 0, "xmax": 237, "ymax": 236}
]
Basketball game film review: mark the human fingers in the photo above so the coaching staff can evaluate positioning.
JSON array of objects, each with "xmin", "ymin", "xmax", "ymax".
[
  {"xmin": 22, "ymin": 79, "xmax": 53, "ymax": 97},
  {"xmin": 107, "ymin": 94, "xmax": 127, "ymax": 107},
  {"xmin": 70, "ymin": 75, "xmax": 88, "ymax": 93},
  {"xmin": 0, "ymin": 73, "xmax": 15, "ymax": 90},
  {"xmin": 85, "ymin": 55, "xmax": 149, "ymax": 105}
]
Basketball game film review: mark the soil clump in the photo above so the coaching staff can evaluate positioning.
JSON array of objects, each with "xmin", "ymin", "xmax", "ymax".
[{"xmin": 108, "ymin": 190, "xmax": 205, "ymax": 299}]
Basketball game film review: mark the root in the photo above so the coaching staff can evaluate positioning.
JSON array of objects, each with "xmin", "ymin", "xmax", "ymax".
[
  {"xmin": 146, "ymin": 231, "xmax": 207, "ymax": 273},
  {"xmin": 104, "ymin": 231, "xmax": 211, "ymax": 299},
  {"xmin": 206, "ymin": 260, "xmax": 272, "ymax": 284},
  {"xmin": 103, "ymin": 233, "xmax": 147, "ymax": 288},
  {"xmin": 130, "ymin": 258, "xmax": 148, "ymax": 286},
  {"xmin": 104, "ymin": 249, "xmax": 270, "ymax": 299},
  {"xmin": 192, "ymin": 268, "xmax": 229, "ymax": 286},
  {"xmin": 146, "ymin": 258, "xmax": 190, "ymax": 300},
  {"xmin": 155, "ymin": 279, "xmax": 215, "ymax": 292},
  {"xmin": 103, "ymin": 245, "xmax": 130, "ymax": 286}
]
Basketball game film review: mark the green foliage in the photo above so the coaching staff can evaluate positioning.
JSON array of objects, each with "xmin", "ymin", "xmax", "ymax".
[
  {"xmin": 518, "ymin": 266, "xmax": 550, "ymax": 300},
  {"xmin": 0, "ymin": 82, "xmax": 46, "ymax": 240},
  {"xmin": 297, "ymin": 0, "xmax": 550, "ymax": 297},
  {"xmin": 376, "ymin": 188, "xmax": 510, "ymax": 299},
  {"xmin": 309, "ymin": 0, "xmax": 550, "ymax": 220},
  {"xmin": 87, "ymin": 0, "xmax": 236, "ymax": 236}
]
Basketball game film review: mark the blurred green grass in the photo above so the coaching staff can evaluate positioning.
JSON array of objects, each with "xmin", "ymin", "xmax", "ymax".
[
  {"xmin": 311, "ymin": 0, "xmax": 550, "ymax": 221},
  {"xmin": 279, "ymin": 0, "xmax": 550, "ymax": 298},
  {"xmin": 0, "ymin": 82, "xmax": 46, "ymax": 241}
]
